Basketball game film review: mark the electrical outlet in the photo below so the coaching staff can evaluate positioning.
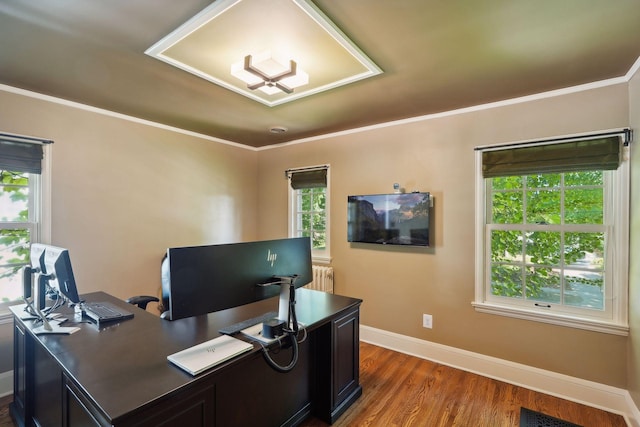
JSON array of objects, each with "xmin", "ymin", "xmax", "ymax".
[{"xmin": 422, "ymin": 314, "xmax": 433, "ymax": 329}]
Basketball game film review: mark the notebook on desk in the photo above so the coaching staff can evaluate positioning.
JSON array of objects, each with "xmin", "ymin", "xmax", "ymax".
[{"xmin": 167, "ymin": 335, "xmax": 253, "ymax": 376}]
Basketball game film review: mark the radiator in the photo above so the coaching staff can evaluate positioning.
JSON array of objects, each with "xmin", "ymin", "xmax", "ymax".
[{"xmin": 306, "ymin": 265, "xmax": 334, "ymax": 293}]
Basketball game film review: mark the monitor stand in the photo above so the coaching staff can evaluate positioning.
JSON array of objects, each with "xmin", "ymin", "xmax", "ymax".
[
  {"xmin": 32, "ymin": 317, "xmax": 80, "ymax": 335},
  {"xmin": 18, "ymin": 296, "xmax": 40, "ymax": 321},
  {"xmin": 243, "ymin": 276, "xmax": 297, "ymax": 343},
  {"xmin": 18, "ymin": 300, "xmax": 64, "ymax": 322},
  {"xmin": 240, "ymin": 323, "xmax": 279, "ymax": 344},
  {"xmin": 277, "ymin": 280, "xmax": 295, "ymax": 330},
  {"xmin": 32, "ymin": 277, "xmax": 80, "ymax": 335}
]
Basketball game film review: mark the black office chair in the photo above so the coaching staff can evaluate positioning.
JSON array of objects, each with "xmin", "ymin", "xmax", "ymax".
[
  {"xmin": 125, "ymin": 294, "xmax": 159, "ymax": 310},
  {"xmin": 126, "ymin": 255, "xmax": 171, "ymax": 319}
]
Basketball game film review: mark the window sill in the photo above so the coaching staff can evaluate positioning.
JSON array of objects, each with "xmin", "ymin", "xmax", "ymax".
[
  {"xmin": 0, "ymin": 310, "xmax": 14, "ymax": 325},
  {"xmin": 472, "ymin": 301, "xmax": 629, "ymax": 336},
  {"xmin": 0, "ymin": 301, "xmax": 23, "ymax": 324},
  {"xmin": 311, "ymin": 255, "xmax": 332, "ymax": 265}
]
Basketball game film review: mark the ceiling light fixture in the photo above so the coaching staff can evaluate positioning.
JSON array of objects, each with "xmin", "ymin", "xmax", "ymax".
[
  {"xmin": 146, "ymin": 0, "xmax": 382, "ymax": 106},
  {"xmin": 231, "ymin": 51, "xmax": 309, "ymax": 95}
]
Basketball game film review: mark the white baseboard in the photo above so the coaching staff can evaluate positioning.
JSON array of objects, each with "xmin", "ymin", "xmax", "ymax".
[
  {"xmin": 360, "ymin": 325, "xmax": 639, "ymax": 427},
  {"xmin": 0, "ymin": 370, "xmax": 12, "ymax": 398}
]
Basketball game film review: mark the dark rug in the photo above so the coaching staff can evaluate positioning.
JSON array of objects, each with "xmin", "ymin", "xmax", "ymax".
[{"xmin": 520, "ymin": 407, "xmax": 582, "ymax": 427}]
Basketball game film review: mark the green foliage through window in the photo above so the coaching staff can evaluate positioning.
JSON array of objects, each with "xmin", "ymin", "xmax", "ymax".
[
  {"xmin": 294, "ymin": 187, "xmax": 326, "ymax": 250},
  {"xmin": 488, "ymin": 171, "xmax": 605, "ymax": 310},
  {"xmin": 0, "ymin": 170, "xmax": 32, "ymax": 303}
]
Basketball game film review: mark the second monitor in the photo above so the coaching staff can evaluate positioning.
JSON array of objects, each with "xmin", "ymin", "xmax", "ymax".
[{"xmin": 164, "ymin": 237, "xmax": 313, "ymax": 321}]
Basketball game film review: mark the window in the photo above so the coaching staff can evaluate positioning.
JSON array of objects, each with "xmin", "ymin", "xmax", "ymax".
[
  {"xmin": 0, "ymin": 133, "xmax": 51, "ymax": 315},
  {"xmin": 473, "ymin": 130, "xmax": 630, "ymax": 335},
  {"xmin": 287, "ymin": 165, "xmax": 330, "ymax": 263}
]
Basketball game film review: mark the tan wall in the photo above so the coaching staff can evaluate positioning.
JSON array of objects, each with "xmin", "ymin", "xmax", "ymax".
[
  {"xmin": 0, "ymin": 79, "xmax": 635, "ymax": 389},
  {"xmin": 257, "ymin": 84, "xmax": 631, "ymax": 388},
  {"xmin": 0, "ymin": 89, "xmax": 258, "ymax": 304},
  {"xmin": 628, "ymin": 69, "xmax": 640, "ymax": 406}
]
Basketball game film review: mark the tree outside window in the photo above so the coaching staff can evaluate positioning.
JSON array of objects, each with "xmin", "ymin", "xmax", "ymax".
[
  {"xmin": 294, "ymin": 187, "xmax": 326, "ymax": 251},
  {"xmin": 488, "ymin": 171, "xmax": 605, "ymax": 310},
  {"xmin": 0, "ymin": 170, "xmax": 34, "ymax": 303}
]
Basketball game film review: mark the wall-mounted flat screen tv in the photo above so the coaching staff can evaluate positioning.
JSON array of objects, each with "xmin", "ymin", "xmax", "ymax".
[{"xmin": 347, "ymin": 192, "xmax": 430, "ymax": 246}]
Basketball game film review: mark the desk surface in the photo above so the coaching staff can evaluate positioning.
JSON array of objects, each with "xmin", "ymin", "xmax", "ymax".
[{"xmin": 12, "ymin": 289, "xmax": 362, "ymax": 425}]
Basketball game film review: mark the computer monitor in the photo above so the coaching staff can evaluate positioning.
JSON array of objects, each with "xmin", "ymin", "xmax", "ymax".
[
  {"xmin": 41, "ymin": 245, "xmax": 81, "ymax": 304},
  {"xmin": 23, "ymin": 243, "xmax": 47, "ymax": 300},
  {"xmin": 165, "ymin": 237, "xmax": 312, "ymax": 321},
  {"xmin": 28, "ymin": 244, "xmax": 81, "ymax": 334},
  {"xmin": 18, "ymin": 244, "xmax": 48, "ymax": 320}
]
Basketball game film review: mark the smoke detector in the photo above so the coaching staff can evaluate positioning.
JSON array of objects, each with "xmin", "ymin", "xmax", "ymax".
[{"xmin": 269, "ymin": 126, "xmax": 288, "ymax": 134}]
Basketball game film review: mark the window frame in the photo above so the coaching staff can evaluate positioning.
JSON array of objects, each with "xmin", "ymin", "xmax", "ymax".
[
  {"xmin": 0, "ymin": 144, "xmax": 51, "ymax": 318},
  {"xmin": 287, "ymin": 165, "xmax": 331, "ymax": 264},
  {"xmin": 473, "ymin": 136, "xmax": 629, "ymax": 336}
]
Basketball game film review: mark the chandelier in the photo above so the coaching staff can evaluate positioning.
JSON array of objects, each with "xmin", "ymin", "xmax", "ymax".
[{"xmin": 231, "ymin": 51, "xmax": 309, "ymax": 95}]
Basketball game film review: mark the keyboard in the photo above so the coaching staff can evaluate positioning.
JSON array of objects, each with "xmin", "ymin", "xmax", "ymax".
[
  {"xmin": 218, "ymin": 311, "xmax": 278, "ymax": 335},
  {"xmin": 83, "ymin": 301, "xmax": 134, "ymax": 325}
]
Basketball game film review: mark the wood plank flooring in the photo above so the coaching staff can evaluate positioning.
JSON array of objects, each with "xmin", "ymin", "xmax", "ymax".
[
  {"xmin": 300, "ymin": 342, "xmax": 627, "ymax": 427},
  {"xmin": 0, "ymin": 393, "xmax": 14, "ymax": 427},
  {"xmin": 0, "ymin": 342, "xmax": 628, "ymax": 427}
]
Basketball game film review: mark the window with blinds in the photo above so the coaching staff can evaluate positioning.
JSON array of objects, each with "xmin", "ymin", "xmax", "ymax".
[
  {"xmin": 0, "ymin": 133, "xmax": 51, "ymax": 308},
  {"xmin": 473, "ymin": 130, "xmax": 630, "ymax": 335},
  {"xmin": 287, "ymin": 165, "xmax": 330, "ymax": 263}
]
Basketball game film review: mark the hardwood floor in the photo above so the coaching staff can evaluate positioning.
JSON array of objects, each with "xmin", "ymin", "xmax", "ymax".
[
  {"xmin": 0, "ymin": 342, "xmax": 628, "ymax": 427},
  {"xmin": 300, "ymin": 342, "xmax": 627, "ymax": 427},
  {"xmin": 0, "ymin": 393, "xmax": 14, "ymax": 427}
]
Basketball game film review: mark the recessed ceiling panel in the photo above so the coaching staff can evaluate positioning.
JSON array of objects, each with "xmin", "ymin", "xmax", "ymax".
[{"xmin": 146, "ymin": 0, "xmax": 382, "ymax": 106}]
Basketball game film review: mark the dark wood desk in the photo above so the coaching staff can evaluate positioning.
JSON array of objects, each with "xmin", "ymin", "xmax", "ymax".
[{"xmin": 10, "ymin": 289, "xmax": 362, "ymax": 427}]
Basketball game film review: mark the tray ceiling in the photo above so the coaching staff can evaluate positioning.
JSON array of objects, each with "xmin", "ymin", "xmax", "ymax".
[{"xmin": 0, "ymin": 1, "xmax": 639, "ymax": 147}]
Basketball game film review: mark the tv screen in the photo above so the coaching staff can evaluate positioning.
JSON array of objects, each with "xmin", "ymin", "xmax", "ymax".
[{"xmin": 348, "ymin": 192, "xmax": 430, "ymax": 246}]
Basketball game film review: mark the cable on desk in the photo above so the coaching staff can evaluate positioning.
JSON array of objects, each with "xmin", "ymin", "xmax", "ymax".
[
  {"xmin": 261, "ymin": 334, "xmax": 298, "ymax": 373},
  {"xmin": 257, "ymin": 322, "xmax": 307, "ymax": 373},
  {"xmin": 258, "ymin": 295, "xmax": 310, "ymax": 373},
  {"xmin": 31, "ymin": 293, "xmax": 65, "ymax": 326}
]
